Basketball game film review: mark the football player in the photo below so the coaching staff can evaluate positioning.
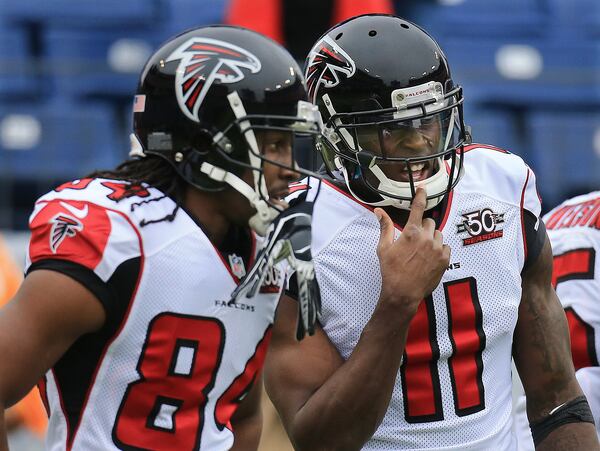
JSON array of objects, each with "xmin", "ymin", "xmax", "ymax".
[
  {"xmin": 0, "ymin": 25, "xmax": 324, "ymax": 451},
  {"xmin": 514, "ymin": 191, "xmax": 600, "ymax": 448},
  {"xmin": 264, "ymin": 14, "xmax": 600, "ymax": 450}
]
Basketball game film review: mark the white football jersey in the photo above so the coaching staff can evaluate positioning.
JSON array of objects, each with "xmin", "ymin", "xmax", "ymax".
[
  {"xmin": 305, "ymin": 144, "xmax": 540, "ymax": 450},
  {"xmin": 26, "ymin": 178, "xmax": 284, "ymax": 451},
  {"xmin": 544, "ymin": 191, "xmax": 600, "ymax": 369},
  {"xmin": 514, "ymin": 191, "xmax": 600, "ymax": 449}
]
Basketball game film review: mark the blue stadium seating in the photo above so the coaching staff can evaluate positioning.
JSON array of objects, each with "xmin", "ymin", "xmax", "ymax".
[
  {"xmin": 526, "ymin": 111, "xmax": 600, "ymax": 209},
  {"xmin": 0, "ymin": 0, "xmax": 160, "ymax": 27},
  {"xmin": 442, "ymin": 38, "xmax": 600, "ymax": 107},
  {"xmin": 40, "ymin": 0, "xmax": 228, "ymax": 99},
  {"xmin": 160, "ymin": 0, "xmax": 228, "ymax": 37},
  {"xmin": 546, "ymin": 0, "xmax": 600, "ymax": 37},
  {"xmin": 0, "ymin": 101, "xmax": 124, "ymax": 180},
  {"xmin": 404, "ymin": 0, "xmax": 547, "ymax": 38},
  {"xmin": 462, "ymin": 107, "xmax": 524, "ymax": 158},
  {"xmin": 0, "ymin": 23, "xmax": 37, "ymax": 98},
  {"xmin": 42, "ymin": 27, "xmax": 165, "ymax": 98}
]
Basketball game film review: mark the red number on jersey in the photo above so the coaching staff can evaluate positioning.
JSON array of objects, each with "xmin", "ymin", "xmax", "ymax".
[
  {"xmin": 55, "ymin": 179, "xmax": 94, "ymax": 192},
  {"xmin": 113, "ymin": 313, "xmax": 225, "ymax": 450},
  {"xmin": 401, "ymin": 295, "xmax": 442, "ymax": 422},
  {"xmin": 113, "ymin": 314, "xmax": 271, "ymax": 450},
  {"xmin": 402, "ymin": 278, "xmax": 485, "ymax": 422},
  {"xmin": 214, "ymin": 327, "xmax": 272, "ymax": 431},
  {"xmin": 101, "ymin": 181, "xmax": 150, "ymax": 201},
  {"xmin": 552, "ymin": 248, "xmax": 598, "ymax": 369},
  {"xmin": 444, "ymin": 278, "xmax": 485, "ymax": 416}
]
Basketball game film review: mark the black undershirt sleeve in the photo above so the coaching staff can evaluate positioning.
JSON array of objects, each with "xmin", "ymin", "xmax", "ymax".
[
  {"xmin": 26, "ymin": 259, "xmax": 115, "ymax": 315},
  {"xmin": 522, "ymin": 209, "xmax": 546, "ymax": 272},
  {"xmin": 26, "ymin": 257, "xmax": 141, "ymax": 439}
]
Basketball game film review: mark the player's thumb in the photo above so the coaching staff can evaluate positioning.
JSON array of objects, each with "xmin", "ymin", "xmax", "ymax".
[{"xmin": 375, "ymin": 208, "xmax": 394, "ymax": 249}]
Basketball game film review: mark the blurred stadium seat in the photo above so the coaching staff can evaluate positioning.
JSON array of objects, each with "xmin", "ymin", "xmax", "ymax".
[
  {"xmin": 463, "ymin": 107, "xmax": 524, "ymax": 158},
  {"xmin": 37, "ymin": 1, "xmax": 229, "ymax": 99},
  {"xmin": 0, "ymin": 101, "xmax": 123, "ymax": 180},
  {"xmin": 0, "ymin": 0, "xmax": 161, "ymax": 27},
  {"xmin": 43, "ymin": 27, "xmax": 161, "ymax": 98},
  {"xmin": 0, "ymin": 23, "xmax": 37, "ymax": 98},
  {"xmin": 546, "ymin": 0, "xmax": 600, "ymax": 37},
  {"xmin": 404, "ymin": 0, "xmax": 547, "ymax": 38},
  {"xmin": 442, "ymin": 38, "xmax": 600, "ymax": 107},
  {"xmin": 161, "ymin": 0, "xmax": 229, "ymax": 36},
  {"xmin": 526, "ymin": 111, "xmax": 600, "ymax": 210}
]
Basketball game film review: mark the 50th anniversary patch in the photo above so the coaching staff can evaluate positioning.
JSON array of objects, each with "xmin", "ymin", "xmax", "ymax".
[{"xmin": 456, "ymin": 208, "xmax": 505, "ymax": 246}]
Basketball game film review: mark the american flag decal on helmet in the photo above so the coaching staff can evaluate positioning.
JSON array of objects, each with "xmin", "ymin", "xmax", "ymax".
[
  {"xmin": 305, "ymin": 35, "xmax": 356, "ymax": 104},
  {"xmin": 166, "ymin": 37, "xmax": 262, "ymax": 122}
]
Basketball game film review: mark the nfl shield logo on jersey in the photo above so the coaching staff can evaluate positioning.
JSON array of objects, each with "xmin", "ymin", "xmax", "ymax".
[{"xmin": 228, "ymin": 254, "xmax": 246, "ymax": 278}]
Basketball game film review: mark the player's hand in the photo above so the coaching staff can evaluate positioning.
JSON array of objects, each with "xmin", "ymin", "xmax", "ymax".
[{"xmin": 375, "ymin": 188, "xmax": 450, "ymax": 318}]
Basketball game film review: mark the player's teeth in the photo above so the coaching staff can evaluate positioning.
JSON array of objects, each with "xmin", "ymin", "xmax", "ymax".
[{"xmin": 411, "ymin": 163, "xmax": 426, "ymax": 171}]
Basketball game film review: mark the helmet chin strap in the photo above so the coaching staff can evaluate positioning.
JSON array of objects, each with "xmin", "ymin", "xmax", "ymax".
[
  {"xmin": 341, "ymin": 164, "xmax": 412, "ymax": 210},
  {"xmin": 367, "ymin": 160, "xmax": 448, "ymax": 210},
  {"xmin": 201, "ymin": 91, "xmax": 283, "ymax": 236},
  {"xmin": 200, "ymin": 162, "xmax": 280, "ymax": 236},
  {"xmin": 340, "ymin": 156, "xmax": 458, "ymax": 211}
]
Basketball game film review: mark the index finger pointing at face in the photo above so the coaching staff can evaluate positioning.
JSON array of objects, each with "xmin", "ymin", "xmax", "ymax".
[{"xmin": 406, "ymin": 187, "xmax": 427, "ymax": 226}]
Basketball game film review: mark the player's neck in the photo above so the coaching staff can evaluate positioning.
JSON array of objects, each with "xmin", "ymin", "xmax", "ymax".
[{"xmin": 183, "ymin": 187, "xmax": 236, "ymax": 247}]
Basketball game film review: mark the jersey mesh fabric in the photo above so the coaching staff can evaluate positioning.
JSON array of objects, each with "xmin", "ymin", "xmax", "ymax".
[
  {"xmin": 514, "ymin": 191, "xmax": 600, "ymax": 450},
  {"xmin": 543, "ymin": 191, "xmax": 600, "ymax": 364},
  {"xmin": 312, "ymin": 146, "xmax": 534, "ymax": 450},
  {"xmin": 28, "ymin": 179, "xmax": 282, "ymax": 451}
]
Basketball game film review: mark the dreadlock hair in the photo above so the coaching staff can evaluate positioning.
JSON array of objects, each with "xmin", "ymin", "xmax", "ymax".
[{"xmin": 86, "ymin": 156, "xmax": 187, "ymax": 226}]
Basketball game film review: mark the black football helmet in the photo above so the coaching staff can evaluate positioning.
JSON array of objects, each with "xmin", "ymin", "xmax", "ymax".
[
  {"xmin": 131, "ymin": 25, "xmax": 321, "ymax": 234},
  {"xmin": 305, "ymin": 14, "xmax": 469, "ymax": 210}
]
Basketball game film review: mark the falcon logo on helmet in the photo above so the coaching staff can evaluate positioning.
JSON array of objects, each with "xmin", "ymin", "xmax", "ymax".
[
  {"xmin": 49, "ymin": 214, "xmax": 83, "ymax": 253},
  {"xmin": 305, "ymin": 35, "xmax": 356, "ymax": 103},
  {"xmin": 166, "ymin": 37, "xmax": 262, "ymax": 122}
]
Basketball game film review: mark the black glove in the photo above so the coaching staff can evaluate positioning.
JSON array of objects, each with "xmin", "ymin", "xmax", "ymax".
[{"xmin": 230, "ymin": 184, "xmax": 321, "ymax": 340}]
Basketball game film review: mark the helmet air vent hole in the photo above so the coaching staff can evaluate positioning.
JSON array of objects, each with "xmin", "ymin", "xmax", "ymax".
[
  {"xmin": 401, "ymin": 23, "xmax": 409, "ymax": 29},
  {"xmin": 368, "ymin": 30, "xmax": 377, "ymax": 37},
  {"xmin": 335, "ymin": 33, "xmax": 343, "ymax": 40}
]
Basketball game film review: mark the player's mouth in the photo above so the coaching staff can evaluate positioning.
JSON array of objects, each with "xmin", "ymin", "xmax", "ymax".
[
  {"xmin": 269, "ymin": 190, "xmax": 290, "ymax": 209},
  {"xmin": 270, "ymin": 190, "xmax": 289, "ymax": 201},
  {"xmin": 399, "ymin": 161, "xmax": 433, "ymax": 182}
]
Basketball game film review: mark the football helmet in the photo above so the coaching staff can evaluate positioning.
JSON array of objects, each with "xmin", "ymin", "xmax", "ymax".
[
  {"xmin": 305, "ymin": 14, "xmax": 469, "ymax": 210},
  {"xmin": 132, "ymin": 25, "xmax": 321, "ymax": 235}
]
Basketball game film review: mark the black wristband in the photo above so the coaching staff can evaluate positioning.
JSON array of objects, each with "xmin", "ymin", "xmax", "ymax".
[{"xmin": 530, "ymin": 395, "xmax": 595, "ymax": 446}]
